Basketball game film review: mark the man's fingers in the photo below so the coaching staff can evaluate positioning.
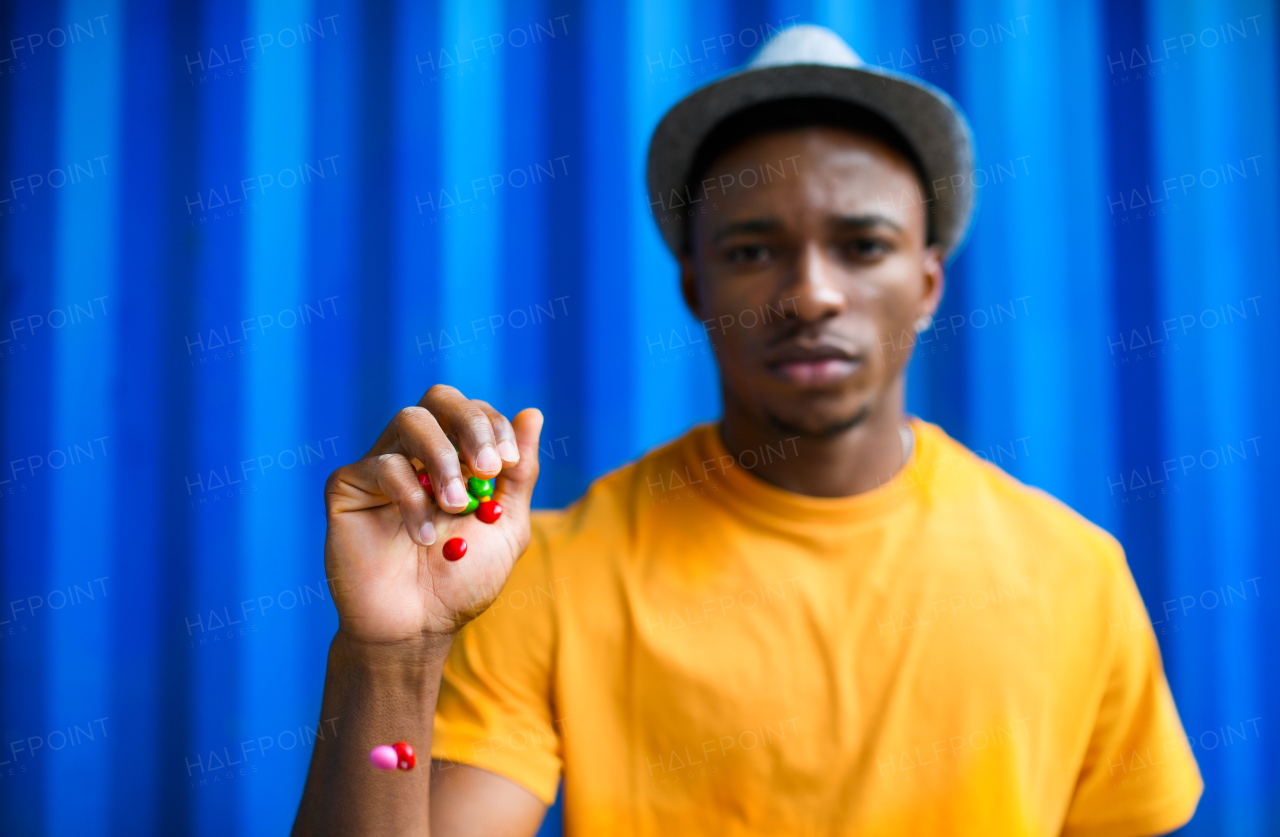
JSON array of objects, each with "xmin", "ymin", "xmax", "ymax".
[
  {"xmin": 497, "ymin": 408, "xmax": 543, "ymax": 508},
  {"xmin": 387, "ymin": 407, "xmax": 471, "ymax": 513},
  {"xmin": 421, "ymin": 385, "xmax": 504, "ymax": 479},
  {"xmin": 329, "ymin": 453, "xmax": 437, "ymax": 546},
  {"xmin": 366, "ymin": 388, "xmax": 527, "ymax": 514},
  {"xmin": 473, "ymin": 401, "xmax": 520, "ymax": 467},
  {"xmin": 373, "ymin": 455, "xmax": 438, "ymax": 546}
]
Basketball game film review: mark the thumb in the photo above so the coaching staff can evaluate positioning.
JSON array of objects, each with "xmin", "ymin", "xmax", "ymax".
[{"xmin": 498, "ymin": 407, "xmax": 543, "ymax": 508}]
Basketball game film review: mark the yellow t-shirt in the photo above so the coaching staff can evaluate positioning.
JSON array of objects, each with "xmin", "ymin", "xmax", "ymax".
[{"xmin": 432, "ymin": 420, "xmax": 1202, "ymax": 836}]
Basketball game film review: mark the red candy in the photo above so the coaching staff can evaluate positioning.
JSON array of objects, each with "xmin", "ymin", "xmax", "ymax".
[
  {"xmin": 393, "ymin": 741, "xmax": 416, "ymax": 770},
  {"xmin": 417, "ymin": 472, "xmax": 434, "ymax": 500},
  {"xmin": 443, "ymin": 537, "xmax": 467, "ymax": 561},
  {"xmin": 476, "ymin": 500, "xmax": 503, "ymax": 524}
]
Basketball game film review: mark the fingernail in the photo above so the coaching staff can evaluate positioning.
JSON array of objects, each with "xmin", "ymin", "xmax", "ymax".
[
  {"xmin": 418, "ymin": 521, "xmax": 437, "ymax": 545},
  {"xmin": 476, "ymin": 446, "xmax": 501, "ymax": 474},
  {"xmin": 497, "ymin": 440, "xmax": 520, "ymax": 463},
  {"xmin": 444, "ymin": 480, "xmax": 469, "ymax": 508}
]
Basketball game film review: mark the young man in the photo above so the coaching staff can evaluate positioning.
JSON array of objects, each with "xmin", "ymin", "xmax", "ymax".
[{"xmin": 293, "ymin": 26, "xmax": 1201, "ymax": 837}]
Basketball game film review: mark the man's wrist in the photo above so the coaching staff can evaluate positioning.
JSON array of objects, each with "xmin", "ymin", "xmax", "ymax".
[{"xmin": 331, "ymin": 628, "xmax": 456, "ymax": 670}]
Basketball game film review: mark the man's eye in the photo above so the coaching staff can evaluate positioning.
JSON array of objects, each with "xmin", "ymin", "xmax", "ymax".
[
  {"xmin": 847, "ymin": 238, "xmax": 891, "ymax": 258},
  {"xmin": 726, "ymin": 245, "xmax": 772, "ymax": 264}
]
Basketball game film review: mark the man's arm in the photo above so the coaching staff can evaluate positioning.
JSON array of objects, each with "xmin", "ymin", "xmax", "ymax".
[
  {"xmin": 1061, "ymin": 555, "xmax": 1202, "ymax": 836},
  {"xmin": 429, "ymin": 759, "xmax": 546, "ymax": 836},
  {"xmin": 290, "ymin": 386, "xmax": 549, "ymax": 836},
  {"xmin": 292, "ymin": 634, "xmax": 545, "ymax": 836}
]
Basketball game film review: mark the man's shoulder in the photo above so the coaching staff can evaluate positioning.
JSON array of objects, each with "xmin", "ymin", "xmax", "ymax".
[{"xmin": 919, "ymin": 422, "xmax": 1126, "ymax": 573}]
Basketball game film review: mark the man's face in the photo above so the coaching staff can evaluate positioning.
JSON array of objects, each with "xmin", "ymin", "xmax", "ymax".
[{"xmin": 682, "ymin": 127, "xmax": 944, "ymax": 438}]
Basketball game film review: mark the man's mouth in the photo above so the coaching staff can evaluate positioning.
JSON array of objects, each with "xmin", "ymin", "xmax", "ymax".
[{"xmin": 766, "ymin": 345, "xmax": 862, "ymax": 386}]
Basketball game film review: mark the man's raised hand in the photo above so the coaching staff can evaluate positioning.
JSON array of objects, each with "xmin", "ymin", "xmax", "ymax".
[{"xmin": 323, "ymin": 385, "xmax": 542, "ymax": 642}]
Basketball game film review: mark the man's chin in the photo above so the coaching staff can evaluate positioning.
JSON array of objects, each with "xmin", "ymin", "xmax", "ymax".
[{"xmin": 764, "ymin": 404, "xmax": 871, "ymax": 439}]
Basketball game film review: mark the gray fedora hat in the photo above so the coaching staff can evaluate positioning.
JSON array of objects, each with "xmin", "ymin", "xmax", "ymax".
[{"xmin": 647, "ymin": 24, "xmax": 976, "ymax": 259}]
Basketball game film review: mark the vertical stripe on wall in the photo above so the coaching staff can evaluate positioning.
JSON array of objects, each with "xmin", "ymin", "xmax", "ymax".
[
  {"xmin": 115, "ymin": 0, "xmax": 194, "ymax": 828},
  {"xmin": 498, "ymin": 0, "xmax": 550, "ymax": 454},
  {"xmin": 439, "ymin": 0, "xmax": 504, "ymax": 396},
  {"xmin": 394, "ymin": 0, "xmax": 441, "ymax": 408},
  {"xmin": 242, "ymin": 1, "xmax": 312, "ymax": 834},
  {"xmin": 1102, "ymin": 0, "xmax": 1167, "ymax": 619},
  {"xmin": 49, "ymin": 1, "xmax": 119, "ymax": 834},
  {"xmin": 189, "ymin": 0, "xmax": 247, "ymax": 833},
  {"xmin": 0, "ymin": 4, "xmax": 57, "ymax": 829}
]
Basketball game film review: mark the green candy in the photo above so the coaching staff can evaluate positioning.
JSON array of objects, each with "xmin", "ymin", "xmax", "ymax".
[
  {"xmin": 462, "ymin": 493, "xmax": 480, "ymax": 514},
  {"xmin": 467, "ymin": 476, "xmax": 494, "ymax": 497}
]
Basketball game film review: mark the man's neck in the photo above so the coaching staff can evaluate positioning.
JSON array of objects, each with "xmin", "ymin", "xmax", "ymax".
[{"xmin": 719, "ymin": 379, "xmax": 909, "ymax": 498}]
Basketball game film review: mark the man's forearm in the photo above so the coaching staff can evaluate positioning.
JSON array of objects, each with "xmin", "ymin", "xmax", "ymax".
[{"xmin": 293, "ymin": 631, "xmax": 455, "ymax": 836}]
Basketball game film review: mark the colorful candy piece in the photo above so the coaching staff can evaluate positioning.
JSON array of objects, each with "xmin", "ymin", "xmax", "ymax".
[
  {"xmin": 393, "ymin": 741, "xmax": 416, "ymax": 770},
  {"xmin": 443, "ymin": 537, "xmax": 467, "ymax": 561},
  {"xmin": 369, "ymin": 745, "xmax": 398, "ymax": 771},
  {"xmin": 418, "ymin": 473, "xmax": 500, "ymax": 521},
  {"xmin": 476, "ymin": 500, "xmax": 503, "ymax": 524}
]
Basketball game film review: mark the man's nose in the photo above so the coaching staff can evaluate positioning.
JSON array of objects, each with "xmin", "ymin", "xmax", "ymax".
[{"xmin": 788, "ymin": 241, "xmax": 847, "ymax": 322}]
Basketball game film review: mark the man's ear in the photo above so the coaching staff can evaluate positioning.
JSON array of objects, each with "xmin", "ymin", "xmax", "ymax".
[
  {"xmin": 679, "ymin": 252, "xmax": 702, "ymax": 319},
  {"xmin": 920, "ymin": 244, "xmax": 946, "ymax": 320}
]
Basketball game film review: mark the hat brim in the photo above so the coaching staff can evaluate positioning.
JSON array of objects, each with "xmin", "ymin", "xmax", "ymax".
[{"xmin": 647, "ymin": 63, "xmax": 976, "ymax": 259}]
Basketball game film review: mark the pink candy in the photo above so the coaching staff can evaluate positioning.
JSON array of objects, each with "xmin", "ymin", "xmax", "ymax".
[{"xmin": 369, "ymin": 744, "xmax": 399, "ymax": 771}]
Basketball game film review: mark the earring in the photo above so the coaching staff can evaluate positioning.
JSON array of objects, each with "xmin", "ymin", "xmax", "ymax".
[{"xmin": 913, "ymin": 314, "xmax": 933, "ymax": 334}]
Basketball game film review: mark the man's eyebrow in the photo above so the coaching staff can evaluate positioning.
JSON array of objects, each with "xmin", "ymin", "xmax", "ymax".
[
  {"xmin": 710, "ymin": 218, "xmax": 783, "ymax": 244},
  {"xmin": 831, "ymin": 214, "xmax": 904, "ymax": 233}
]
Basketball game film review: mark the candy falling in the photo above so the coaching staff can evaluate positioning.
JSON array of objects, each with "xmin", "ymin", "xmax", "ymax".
[
  {"xmin": 370, "ymin": 742, "xmax": 416, "ymax": 771},
  {"xmin": 369, "ymin": 745, "xmax": 399, "ymax": 771},
  {"xmin": 394, "ymin": 741, "xmax": 416, "ymax": 770},
  {"xmin": 443, "ymin": 538, "xmax": 468, "ymax": 561}
]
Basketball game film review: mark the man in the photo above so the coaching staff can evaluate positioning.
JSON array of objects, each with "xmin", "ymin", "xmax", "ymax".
[{"xmin": 293, "ymin": 26, "xmax": 1201, "ymax": 836}]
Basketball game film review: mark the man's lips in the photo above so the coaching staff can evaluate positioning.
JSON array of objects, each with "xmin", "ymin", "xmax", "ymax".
[
  {"xmin": 765, "ymin": 345, "xmax": 863, "ymax": 386},
  {"xmin": 770, "ymin": 357, "xmax": 861, "ymax": 385}
]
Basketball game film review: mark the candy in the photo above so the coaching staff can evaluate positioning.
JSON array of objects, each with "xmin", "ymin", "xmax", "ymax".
[
  {"xmin": 369, "ymin": 745, "xmax": 398, "ymax": 771},
  {"xmin": 370, "ymin": 741, "xmax": 416, "ymax": 771},
  {"xmin": 393, "ymin": 741, "xmax": 416, "ymax": 770},
  {"xmin": 443, "ymin": 538, "xmax": 467, "ymax": 561},
  {"xmin": 415, "ymin": 473, "xmax": 499, "ymax": 524},
  {"xmin": 476, "ymin": 500, "xmax": 503, "ymax": 524}
]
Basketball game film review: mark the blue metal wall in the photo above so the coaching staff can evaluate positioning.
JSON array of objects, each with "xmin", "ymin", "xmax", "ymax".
[{"xmin": 1, "ymin": 1, "xmax": 1275, "ymax": 834}]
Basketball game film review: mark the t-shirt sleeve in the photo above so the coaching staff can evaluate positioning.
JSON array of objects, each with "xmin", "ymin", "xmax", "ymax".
[
  {"xmin": 431, "ymin": 515, "xmax": 563, "ymax": 806},
  {"xmin": 1062, "ymin": 554, "xmax": 1203, "ymax": 837}
]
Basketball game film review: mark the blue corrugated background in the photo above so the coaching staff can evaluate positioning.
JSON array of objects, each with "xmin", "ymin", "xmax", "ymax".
[{"xmin": 1, "ymin": 1, "xmax": 1276, "ymax": 834}]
